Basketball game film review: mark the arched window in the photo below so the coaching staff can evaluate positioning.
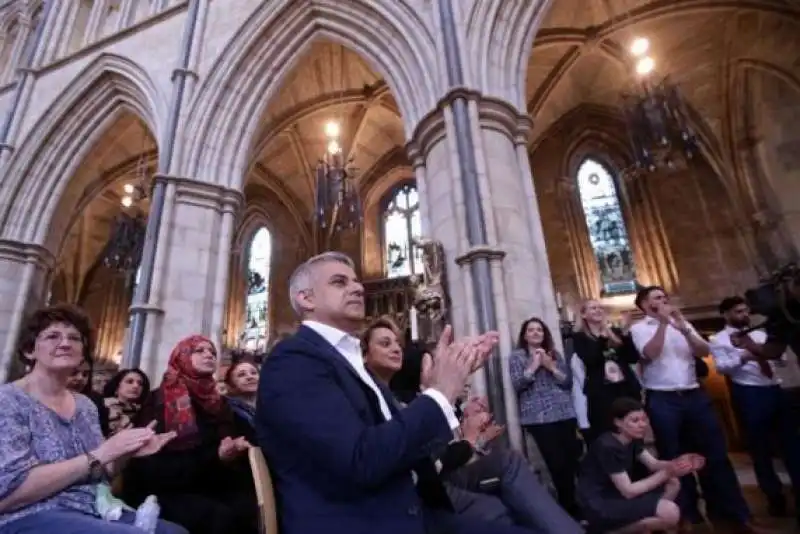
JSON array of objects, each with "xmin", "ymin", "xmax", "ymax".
[
  {"xmin": 243, "ymin": 227, "xmax": 271, "ymax": 351},
  {"xmin": 383, "ymin": 183, "xmax": 423, "ymax": 278},
  {"xmin": 576, "ymin": 158, "xmax": 637, "ymax": 294}
]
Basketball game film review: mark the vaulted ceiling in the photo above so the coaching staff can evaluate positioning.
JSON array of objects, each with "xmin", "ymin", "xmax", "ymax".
[
  {"xmin": 528, "ymin": 0, "xmax": 800, "ymax": 140},
  {"xmin": 247, "ymin": 42, "xmax": 406, "ymax": 216},
  {"xmin": 58, "ymin": 0, "xmax": 800, "ymax": 262}
]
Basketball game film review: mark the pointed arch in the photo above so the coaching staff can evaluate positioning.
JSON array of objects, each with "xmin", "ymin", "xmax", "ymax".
[
  {"xmin": 180, "ymin": 0, "xmax": 437, "ymax": 190},
  {"xmin": 0, "ymin": 53, "xmax": 165, "ymax": 249},
  {"xmin": 467, "ymin": 0, "xmax": 552, "ymax": 110}
]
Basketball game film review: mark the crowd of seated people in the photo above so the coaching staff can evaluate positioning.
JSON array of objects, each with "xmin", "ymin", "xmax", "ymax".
[{"xmin": 1, "ymin": 251, "xmax": 797, "ymax": 533}]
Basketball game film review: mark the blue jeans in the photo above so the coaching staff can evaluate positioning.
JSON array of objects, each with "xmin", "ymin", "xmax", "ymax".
[
  {"xmin": 645, "ymin": 388, "xmax": 750, "ymax": 524},
  {"xmin": 730, "ymin": 383, "xmax": 800, "ymax": 507},
  {"xmin": 2, "ymin": 509, "xmax": 188, "ymax": 534}
]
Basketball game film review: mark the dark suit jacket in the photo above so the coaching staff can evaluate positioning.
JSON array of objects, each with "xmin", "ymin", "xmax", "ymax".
[{"xmin": 255, "ymin": 325, "xmax": 455, "ymax": 534}]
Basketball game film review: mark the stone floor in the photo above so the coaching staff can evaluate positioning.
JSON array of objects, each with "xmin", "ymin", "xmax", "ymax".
[{"xmin": 704, "ymin": 454, "xmax": 796, "ymax": 533}]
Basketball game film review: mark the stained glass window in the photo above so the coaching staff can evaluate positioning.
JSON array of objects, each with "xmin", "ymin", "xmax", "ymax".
[
  {"xmin": 383, "ymin": 183, "xmax": 423, "ymax": 278},
  {"xmin": 576, "ymin": 158, "xmax": 637, "ymax": 294},
  {"xmin": 243, "ymin": 227, "xmax": 271, "ymax": 351}
]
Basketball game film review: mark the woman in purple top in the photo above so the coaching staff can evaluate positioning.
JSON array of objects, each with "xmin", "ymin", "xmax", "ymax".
[{"xmin": 0, "ymin": 304, "xmax": 187, "ymax": 534}]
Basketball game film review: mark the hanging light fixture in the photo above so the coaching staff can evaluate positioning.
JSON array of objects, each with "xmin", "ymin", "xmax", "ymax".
[
  {"xmin": 314, "ymin": 120, "xmax": 362, "ymax": 244},
  {"xmin": 102, "ymin": 135, "xmax": 151, "ymax": 277},
  {"xmin": 620, "ymin": 37, "xmax": 699, "ymax": 177}
]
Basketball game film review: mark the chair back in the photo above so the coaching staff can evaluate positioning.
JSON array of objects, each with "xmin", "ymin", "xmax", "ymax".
[{"xmin": 248, "ymin": 446, "xmax": 279, "ymax": 534}]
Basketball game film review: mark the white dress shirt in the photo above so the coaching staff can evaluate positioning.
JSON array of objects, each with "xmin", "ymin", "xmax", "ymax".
[
  {"xmin": 303, "ymin": 320, "xmax": 460, "ymax": 430},
  {"xmin": 630, "ymin": 317, "xmax": 701, "ymax": 391},
  {"xmin": 709, "ymin": 326, "xmax": 785, "ymax": 387}
]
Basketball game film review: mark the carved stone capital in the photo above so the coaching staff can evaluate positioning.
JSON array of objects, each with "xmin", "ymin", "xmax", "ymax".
[
  {"xmin": 454, "ymin": 246, "xmax": 507, "ymax": 266},
  {"xmin": 0, "ymin": 239, "xmax": 55, "ymax": 269},
  {"xmin": 129, "ymin": 303, "xmax": 165, "ymax": 316},
  {"xmin": 407, "ymin": 91, "xmax": 532, "ymax": 164},
  {"xmin": 476, "ymin": 97, "xmax": 533, "ymax": 146},
  {"xmin": 155, "ymin": 174, "xmax": 244, "ymax": 213}
]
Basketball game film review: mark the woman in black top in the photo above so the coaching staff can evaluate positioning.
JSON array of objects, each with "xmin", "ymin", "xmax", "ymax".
[
  {"xmin": 572, "ymin": 300, "xmax": 641, "ymax": 444},
  {"xmin": 577, "ymin": 398, "xmax": 704, "ymax": 533}
]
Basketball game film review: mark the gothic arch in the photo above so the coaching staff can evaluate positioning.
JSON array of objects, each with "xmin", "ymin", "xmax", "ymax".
[
  {"xmin": 0, "ymin": 53, "xmax": 164, "ymax": 249},
  {"xmin": 466, "ymin": 0, "xmax": 552, "ymax": 110},
  {"xmin": 180, "ymin": 0, "xmax": 437, "ymax": 189}
]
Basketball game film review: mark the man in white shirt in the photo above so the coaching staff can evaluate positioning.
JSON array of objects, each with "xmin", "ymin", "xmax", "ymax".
[
  {"xmin": 629, "ymin": 286, "xmax": 755, "ymax": 532},
  {"xmin": 710, "ymin": 296, "xmax": 799, "ymax": 522},
  {"xmin": 255, "ymin": 252, "xmax": 540, "ymax": 534}
]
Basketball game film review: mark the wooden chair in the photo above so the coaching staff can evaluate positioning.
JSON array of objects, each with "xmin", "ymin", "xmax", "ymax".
[{"xmin": 248, "ymin": 446, "xmax": 279, "ymax": 534}]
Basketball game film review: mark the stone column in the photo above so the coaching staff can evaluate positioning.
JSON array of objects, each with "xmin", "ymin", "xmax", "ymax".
[
  {"xmin": 82, "ymin": 0, "xmax": 108, "ymax": 46},
  {"xmin": 407, "ymin": 93, "xmax": 561, "ymax": 451},
  {"xmin": 0, "ymin": 240, "xmax": 55, "ymax": 382},
  {"xmin": 135, "ymin": 176, "xmax": 242, "ymax": 381}
]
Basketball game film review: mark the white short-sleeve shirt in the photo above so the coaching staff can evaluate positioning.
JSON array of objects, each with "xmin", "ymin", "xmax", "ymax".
[{"xmin": 630, "ymin": 317, "xmax": 700, "ymax": 391}]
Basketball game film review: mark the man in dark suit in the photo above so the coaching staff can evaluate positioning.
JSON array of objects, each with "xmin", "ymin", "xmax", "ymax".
[{"xmin": 256, "ymin": 252, "xmax": 559, "ymax": 534}]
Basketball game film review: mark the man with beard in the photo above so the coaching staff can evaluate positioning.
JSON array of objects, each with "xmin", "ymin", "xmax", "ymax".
[{"xmin": 710, "ymin": 296, "xmax": 800, "ymax": 525}]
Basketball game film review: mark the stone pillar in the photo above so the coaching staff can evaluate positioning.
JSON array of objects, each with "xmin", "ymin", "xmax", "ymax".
[
  {"xmin": 0, "ymin": 240, "xmax": 55, "ymax": 382},
  {"xmin": 135, "ymin": 176, "xmax": 242, "ymax": 382},
  {"xmin": 407, "ymin": 93, "xmax": 561, "ymax": 451}
]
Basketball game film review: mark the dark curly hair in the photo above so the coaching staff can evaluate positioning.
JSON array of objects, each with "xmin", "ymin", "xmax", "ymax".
[
  {"xmin": 102, "ymin": 368, "xmax": 151, "ymax": 405},
  {"xmin": 17, "ymin": 304, "xmax": 95, "ymax": 366}
]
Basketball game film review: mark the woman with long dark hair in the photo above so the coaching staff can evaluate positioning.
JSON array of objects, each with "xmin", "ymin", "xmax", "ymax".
[
  {"xmin": 509, "ymin": 317, "xmax": 581, "ymax": 517},
  {"xmin": 103, "ymin": 369, "xmax": 150, "ymax": 437}
]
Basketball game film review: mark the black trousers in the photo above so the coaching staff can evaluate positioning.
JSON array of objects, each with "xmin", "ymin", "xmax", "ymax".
[{"xmin": 524, "ymin": 418, "xmax": 581, "ymax": 518}]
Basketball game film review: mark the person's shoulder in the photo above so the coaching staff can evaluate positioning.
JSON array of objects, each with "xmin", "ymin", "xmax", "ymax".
[
  {"xmin": 267, "ymin": 333, "xmax": 303, "ymax": 359},
  {"xmin": 595, "ymin": 431, "xmax": 624, "ymax": 450},
  {"xmin": 74, "ymin": 392, "xmax": 100, "ymax": 414},
  {"xmin": 508, "ymin": 347, "xmax": 527, "ymax": 359},
  {"xmin": 261, "ymin": 333, "xmax": 321, "ymax": 374},
  {"xmin": 0, "ymin": 383, "xmax": 26, "ymax": 409}
]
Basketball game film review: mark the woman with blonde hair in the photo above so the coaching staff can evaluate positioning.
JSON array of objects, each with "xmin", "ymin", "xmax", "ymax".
[{"xmin": 571, "ymin": 300, "xmax": 641, "ymax": 444}]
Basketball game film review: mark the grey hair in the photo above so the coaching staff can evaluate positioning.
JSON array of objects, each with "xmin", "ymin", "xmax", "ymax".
[{"xmin": 288, "ymin": 251, "xmax": 355, "ymax": 316}]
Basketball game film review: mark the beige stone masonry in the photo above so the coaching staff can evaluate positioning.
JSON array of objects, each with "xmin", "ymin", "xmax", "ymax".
[
  {"xmin": 0, "ymin": 239, "xmax": 55, "ymax": 382},
  {"xmin": 407, "ymin": 89, "xmax": 562, "ymax": 450},
  {"xmin": 133, "ymin": 175, "xmax": 242, "ymax": 382}
]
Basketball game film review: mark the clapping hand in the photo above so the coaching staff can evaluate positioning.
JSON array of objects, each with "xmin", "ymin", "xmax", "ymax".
[
  {"xmin": 668, "ymin": 453, "xmax": 705, "ymax": 477},
  {"xmin": 218, "ymin": 436, "xmax": 251, "ymax": 461},
  {"xmin": 656, "ymin": 304, "xmax": 675, "ymax": 325},
  {"xmin": 461, "ymin": 410, "xmax": 491, "ymax": 445},
  {"xmin": 527, "ymin": 348, "xmax": 544, "ymax": 373},
  {"xmin": 480, "ymin": 422, "xmax": 505, "ymax": 444},
  {"xmin": 467, "ymin": 332, "xmax": 500, "ymax": 372},
  {"xmin": 132, "ymin": 421, "xmax": 177, "ymax": 457},
  {"xmin": 540, "ymin": 350, "xmax": 557, "ymax": 371},
  {"xmin": 429, "ymin": 325, "xmax": 497, "ymax": 404}
]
